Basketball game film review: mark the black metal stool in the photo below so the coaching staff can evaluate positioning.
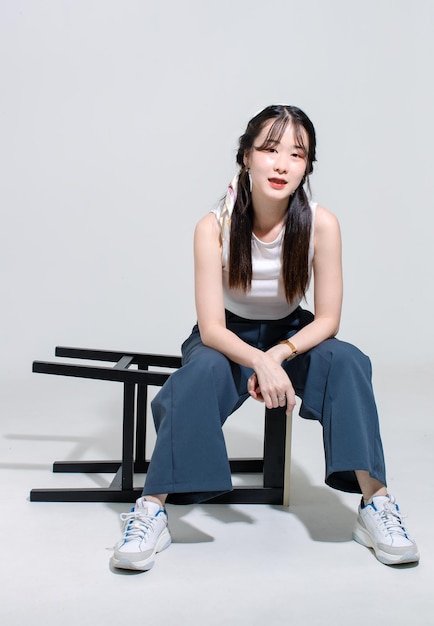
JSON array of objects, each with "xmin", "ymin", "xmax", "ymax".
[{"xmin": 30, "ymin": 347, "xmax": 292, "ymax": 505}]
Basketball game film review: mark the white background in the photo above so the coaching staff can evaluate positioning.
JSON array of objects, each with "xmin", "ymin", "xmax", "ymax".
[
  {"xmin": 1, "ymin": 0, "xmax": 433, "ymax": 382},
  {"xmin": 0, "ymin": 6, "xmax": 433, "ymax": 622}
]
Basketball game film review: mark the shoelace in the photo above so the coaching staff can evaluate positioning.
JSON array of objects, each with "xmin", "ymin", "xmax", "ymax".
[
  {"xmin": 120, "ymin": 511, "xmax": 155, "ymax": 542},
  {"xmin": 377, "ymin": 502, "xmax": 408, "ymax": 538}
]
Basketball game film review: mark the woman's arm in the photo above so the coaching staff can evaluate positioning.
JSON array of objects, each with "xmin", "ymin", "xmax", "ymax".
[
  {"xmin": 194, "ymin": 213, "xmax": 263, "ymax": 367},
  {"xmin": 248, "ymin": 205, "xmax": 343, "ymax": 404},
  {"xmin": 268, "ymin": 204, "xmax": 343, "ymax": 361},
  {"xmin": 194, "ymin": 213, "xmax": 296, "ymax": 411}
]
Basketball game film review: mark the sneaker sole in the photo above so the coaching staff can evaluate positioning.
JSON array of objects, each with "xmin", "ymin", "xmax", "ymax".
[
  {"xmin": 352, "ymin": 523, "xmax": 420, "ymax": 566},
  {"xmin": 112, "ymin": 527, "xmax": 172, "ymax": 571}
]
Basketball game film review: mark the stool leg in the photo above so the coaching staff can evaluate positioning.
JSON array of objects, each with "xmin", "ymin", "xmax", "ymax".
[
  {"xmin": 135, "ymin": 383, "xmax": 148, "ymax": 464},
  {"xmin": 121, "ymin": 383, "xmax": 136, "ymax": 491},
  {"xmin": 283, "ymin": 410, "xmax": 293, "ymax": 507}
]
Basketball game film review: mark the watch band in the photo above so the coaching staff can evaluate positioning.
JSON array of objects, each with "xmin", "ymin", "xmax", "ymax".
[{"xmin": 279, "ymin": 339, "xmax": 298, "ymax": 360}]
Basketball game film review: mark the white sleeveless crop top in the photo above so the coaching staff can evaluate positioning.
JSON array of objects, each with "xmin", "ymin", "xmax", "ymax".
[{"xmin": 211, "ymin": 201, "xmax": 317, "ymax": 320}]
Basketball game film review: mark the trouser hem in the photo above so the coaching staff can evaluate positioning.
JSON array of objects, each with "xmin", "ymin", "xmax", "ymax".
[
  {"xmin": 326, "ymin": 468, "xmax": 387, "ymax": 494},
  {"xmin": 143, "ymin": 481, "xmax": 234, "ymax": 505}
]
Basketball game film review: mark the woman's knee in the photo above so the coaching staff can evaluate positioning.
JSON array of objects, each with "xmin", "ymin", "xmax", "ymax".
[
  {"xmin": 186, "ymin": 345, "xmax": 230, "ymax": 373},
  {"xmin": 317, "ymin": 338, "xmax": 371, "ymax": 370},
  {"xmin": 181, "ymin": 331, "xmax": 229, "ymax": 368}
]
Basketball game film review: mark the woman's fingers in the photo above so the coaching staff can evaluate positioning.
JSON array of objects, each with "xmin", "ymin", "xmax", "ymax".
[
  {"xmin": 263, "ymin": 383, "xmax": 296, "ymax": 411},
  {"xmin": 277, "ymin": 394, "xmax": 287, "ymax": 407},
  {"xmin": 249, "ymin": 377, "xmax": 295, "ymax": 411},
  {"xmin": 248, "ymin": 373, "xmax": 264, "ymax": 401}
]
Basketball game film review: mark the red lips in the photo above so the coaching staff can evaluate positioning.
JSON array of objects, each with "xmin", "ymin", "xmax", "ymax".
[{"xmin": 268, "ymin": 178, "xmax": 287, "ymax": 189}]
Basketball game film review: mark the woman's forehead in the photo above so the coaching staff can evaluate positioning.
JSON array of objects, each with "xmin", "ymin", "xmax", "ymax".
[{"xmin": 256, "ymin": 118, "xmax": 308, "ymax": 148}]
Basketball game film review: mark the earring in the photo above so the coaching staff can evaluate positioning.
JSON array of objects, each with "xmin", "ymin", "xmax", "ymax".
[{"xmin": 246, "ymin": 168, "xmax": 252, "ymax": 192}]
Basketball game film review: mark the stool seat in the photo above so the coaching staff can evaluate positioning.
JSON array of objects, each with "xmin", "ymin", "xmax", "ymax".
[{"xmin": 30, "ymin": 347, "xmax": 292, "ymax": 505}]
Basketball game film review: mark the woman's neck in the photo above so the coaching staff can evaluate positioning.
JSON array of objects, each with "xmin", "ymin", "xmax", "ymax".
[{"xmin": 252, "ymin": 202, "xmax": 287, "ymax": 242}]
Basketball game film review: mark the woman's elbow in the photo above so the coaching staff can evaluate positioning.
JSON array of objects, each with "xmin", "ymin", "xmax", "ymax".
[
  {"xmin": 329, "ymin": 317, "xmax": 340, "ymax": 338},
  {"xmin": 318, "ymin": 315, "xmax": 340, "ymax": 339},
  {"xmin": 330, "ymin": 324, "xmax": 340, "ymax": 338},
  {"xmin": 196, "ymin": 321, "xmax": 220, "ymax": 349}
]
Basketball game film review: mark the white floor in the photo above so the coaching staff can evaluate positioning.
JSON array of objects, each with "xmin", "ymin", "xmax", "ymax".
[{"xmin": 1, "ymin": 364, "xmax": 433, "ymax": 625}]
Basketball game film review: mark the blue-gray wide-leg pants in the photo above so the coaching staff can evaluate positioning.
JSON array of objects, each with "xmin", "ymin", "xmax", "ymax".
[{"xmin": 143, "ymin": 308, "xmax": 386, "ymax": 504}]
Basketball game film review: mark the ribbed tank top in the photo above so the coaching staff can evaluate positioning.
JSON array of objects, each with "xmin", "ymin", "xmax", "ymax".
[{"xmin": 211, "ymin": 201, "xmax": 317, "ymax": 320}]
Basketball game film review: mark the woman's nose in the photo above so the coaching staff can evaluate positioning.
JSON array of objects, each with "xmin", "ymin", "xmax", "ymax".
[{"xmin": 273, "ymin": 156, "xmax": 288, "ymax": 174}]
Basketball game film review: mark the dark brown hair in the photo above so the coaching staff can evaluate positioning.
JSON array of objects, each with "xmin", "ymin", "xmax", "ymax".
[{"xmin": 228, "ymin": 105, "xmax": 317, "ymax": 303}]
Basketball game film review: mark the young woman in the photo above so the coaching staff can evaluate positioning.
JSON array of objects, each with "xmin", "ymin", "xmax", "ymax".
[{"xmin": 112, "ymin": 105, "xmax": 419, "ymax": 570}]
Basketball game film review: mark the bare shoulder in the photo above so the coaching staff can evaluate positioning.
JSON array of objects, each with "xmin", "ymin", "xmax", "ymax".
[
  {"xmin": 195, "ymin": 212, "xmax": 220, "ymax": 236},
  {"xmin": 314, "ymin": 204, "xmax": 341, "ymax": 235},
  {"xmin": 194, "ymin": 212, "xmax": 222, "ymax": 248}
]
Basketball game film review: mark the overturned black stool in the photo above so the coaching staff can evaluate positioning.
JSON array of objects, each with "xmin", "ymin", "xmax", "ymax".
[{"xmin": 30, "ymin": 347, "xmax": 292, "ymax": 505}]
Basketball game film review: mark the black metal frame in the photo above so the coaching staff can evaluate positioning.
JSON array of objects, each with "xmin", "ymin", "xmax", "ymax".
[{"xmin": 30, "ymin": 347, "xmax": 290, "ymax": 504}]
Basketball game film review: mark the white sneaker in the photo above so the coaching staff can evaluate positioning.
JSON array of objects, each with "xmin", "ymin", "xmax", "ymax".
[
  {"xmin": 112, "ymin": 497, "xmax": 172, "ymax": 571},
  {"xmin": 353, "ymin": 494, "xmax": 420, "ymax": 565}
]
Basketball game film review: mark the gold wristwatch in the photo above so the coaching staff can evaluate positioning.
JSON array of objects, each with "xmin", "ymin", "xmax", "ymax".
[{"xmin": 279, "ymin": 339, "xmax": 298, "ymax": 361}]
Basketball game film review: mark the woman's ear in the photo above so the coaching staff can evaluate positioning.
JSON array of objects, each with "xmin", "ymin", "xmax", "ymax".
[{"xmin": 243, "ymin": 150, "xmax": 250, "ymax": 168}]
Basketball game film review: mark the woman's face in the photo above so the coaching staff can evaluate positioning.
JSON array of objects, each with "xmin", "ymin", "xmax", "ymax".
[{"xmin": 245, "ymin": 119, "xmax": 308, "ymax": 209}]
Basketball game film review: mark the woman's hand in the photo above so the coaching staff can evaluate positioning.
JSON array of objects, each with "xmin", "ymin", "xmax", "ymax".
[{"xmin": 247, "ymin": 345, "xmax": 296, "ymax": 415}]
